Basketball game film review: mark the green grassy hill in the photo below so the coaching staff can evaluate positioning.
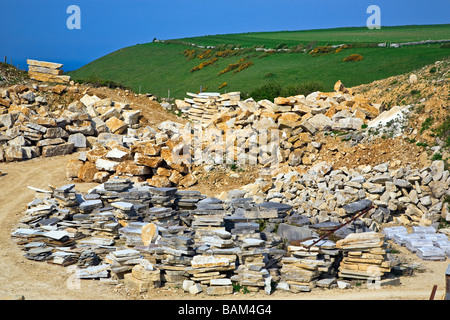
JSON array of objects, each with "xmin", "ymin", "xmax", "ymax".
[{"xmin": 68, "ymin": 24, "xmax": 450, "ymax": 99}]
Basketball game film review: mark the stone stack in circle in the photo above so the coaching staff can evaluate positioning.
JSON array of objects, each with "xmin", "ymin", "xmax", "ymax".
[{"xmin": 336, "ymin": 232, "xmax": 391, "ymax": 281}]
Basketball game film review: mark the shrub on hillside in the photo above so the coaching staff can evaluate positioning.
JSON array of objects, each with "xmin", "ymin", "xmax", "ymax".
[
  {"xmin": 234, "ymin": 61, "xmax": 254, "ymax": 73},
  {"xmin": 218, "ymin": 58, "xmax": 254, "ymax": 75},
  {"xmin": 190, "ymin": 57, "xmax": 218, "ymax": 72},
  {"xmin": 77, "ymin": 74, "xmax": 131, "ymax": 90},
  {"xmin": 249, "ymin": 83, "xmax": 282, "ymax": 101},
  {"xmin": 249, "ymin": 80, "xmax": 324, "ymax": 102},
  {"xmin": 280, "ymin": 81, "xmax": 324, "ymax": 97},
  {"xmin": 309, "ymin": 46, "xmax": 335, "ymax": 56},
  {"xmin": 343, "ymin": 54, "xmax": 364, "ymax": 62}
]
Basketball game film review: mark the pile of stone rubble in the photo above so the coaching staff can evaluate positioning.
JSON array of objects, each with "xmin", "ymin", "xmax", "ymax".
[
  {"xmin": 232, "ymin": 160, "xmax": 450, "ymax": 232},
  {"xmin": 66, "ymin": 121, "xmax": 197, "ymax": 188},
  {"xmin": 0, "ymin": 83, "xmax": 142, "ymax": 162},
  {"xmin": 178, "ymin": 81, "xmax": 380, "ymax": 133}
]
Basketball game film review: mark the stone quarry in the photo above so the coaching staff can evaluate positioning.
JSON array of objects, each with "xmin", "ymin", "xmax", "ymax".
[{"xmin": 3, "ymin": 60, "xmax": 450, "ymax": 298}]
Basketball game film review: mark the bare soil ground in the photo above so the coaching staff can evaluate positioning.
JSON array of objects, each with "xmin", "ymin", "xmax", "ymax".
[{"xmin": 0, "ymin": 154, "xmax": 448, "ymax": 300}]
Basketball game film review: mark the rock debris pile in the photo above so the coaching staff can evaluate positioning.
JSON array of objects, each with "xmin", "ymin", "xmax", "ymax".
[
  {"xmin": 235, "ymin": 160, "xmax": 450, "ymax": 232},
  {"xmin": 0, "ymin": 83, "xmax": 142, "ymax": 162}
]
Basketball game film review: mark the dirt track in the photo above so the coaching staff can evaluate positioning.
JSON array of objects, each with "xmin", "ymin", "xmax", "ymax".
[{"xmin": 0, "ymin": 154, "xmax": 448, "ymax": 300}]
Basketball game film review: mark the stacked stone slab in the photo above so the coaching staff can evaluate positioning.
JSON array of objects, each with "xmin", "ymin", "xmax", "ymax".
[
  {"xmin": 279, "ymin": 238, "xmax": 340, "ymax": 292},
  {"xmin": 27, "ymin": 59, "xmax": 71, "ymax": 84},
  {"xmin": 190, "ymin": 197, "xmax": 229, "ymax": 239},
  {"xmin": 386, "ymin": 225, "xmax": 449, "ymax": 260},
  {"xmin": 156, "ymin": 232, "xmax": 196, "ymax": 287},
  {"xmin": 182, "ymin": 92, "xmax": 241, "ymax": 123},
  {"xmin": 187, "ymin": 254, "xmax": 236, "ymax": 290},
  {"xmin": 336, "ymin": 232, "xmax": 391, "ymax": 280},
  {"xmin": 124, "ymin": 263, "xmax": 162, "ymax": 294}
]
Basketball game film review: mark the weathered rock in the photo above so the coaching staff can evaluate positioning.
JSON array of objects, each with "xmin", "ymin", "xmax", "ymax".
[
  {"xmin": 4, "ymin": 145, "xmax": 25, "ymax": 161},
  {"xmin": 116, "ymin": 160, "xmax": 151, "ymax": 176},
  {"xmin": 336, "ymin": 117, "xmax": 364, "ymax": 130},
  {"xmin": 134, "ymin": 153, "xmax": 163, "ymax": 168},
  {"xmin": 96, "ymin": 158, "xmax": 120, "ymax": 172},
  {"xmin": 66, "ymin": 159, "xmax": 83, "ymax": 179},
  {"xmin": 122, "ymin": 110, "xmax": 141, "ymax": 126},
  {"xmin": 66, "ymin": 121, "xmax": 95, "ymax": 136},
  {"xmin": 42, "ymin": 143, "xmax": 74, "ymax": 157},
  {"xmin": 288, "ymin": 149, "xmax": 303, "ymax": 166},
  {"xmin": 68, "ymin": 133, "xmax": 87, "ymax": 149},
  {"xmin": 277, "ymin": 113, "xmax": 301, "ymax": 128},
  {"xmin": 147, "ymin": 175, "xmax": 171, "ymax": 188},
  {"xmin": 78, "ymin": 161, "xmax": 98, "ymax": 182},
  {"xmin": 307, "ymin": 114, "xmax": 334, "ymax": 131},
  {"xmin": 105, "ymin": 116, "xmax": 127, "ymax": 134},
  {"xmin": 44, "ymin": 127, "xmax": 69, "ymax": 139},
  {"xmin": 179, "ymin": 173, "xmax": 197, "ymax": 187}
]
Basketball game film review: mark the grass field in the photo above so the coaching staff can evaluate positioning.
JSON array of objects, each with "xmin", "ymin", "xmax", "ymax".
[
  {"xmin": 179, "ymin": 24, "xmax": 450, "ymax": 47},
  {"xmin": 68, "ymin": 24, "xmax": 450, "ymax": 99}
]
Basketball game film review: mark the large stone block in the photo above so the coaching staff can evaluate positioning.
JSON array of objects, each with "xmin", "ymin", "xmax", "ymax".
[
  {"xmin": 4, "ymin": 145, "xmax": 24, "ymax": 161},
  {"xmin": 277, "ymin": 223, "xmax": 315, "ymax": 242},
  {"xmin": 124, "ymin": 273, "xmax": 159, "ymax": 294},
  {"xmin": 105, "ymin": 116, "xmax": 127, "ymax": 134},
  {"xmin": 131, "ymin": 265, "xmax": 160, "ymax": 282},
  {"xmin": 134, "ymin": 153, "xmax": 163, "ymax": 168},
  {"xmin": 78, "ymin": 161, "xmax": 98, "ymax": 182},
  {"xmin": 206, "ymin": 285, "xmax": 233, "ymax": 295},
  {"xmin": 68, "ymin": 133, "xmax": 87, "ymax": 149},
  {"xmin": 116, "ymin": 160, "xmax": 151, "ymax": 176},
  {"xmin": 95, "ymin": 158, "xmax": 120, "ymax": 172},
  {"xmin": 41, "ymin": 143, "xmax": 74, "ymax": 157},
  {"xmin": 66, "ymin": 159, "xmax": 83, "ymax": 179}
]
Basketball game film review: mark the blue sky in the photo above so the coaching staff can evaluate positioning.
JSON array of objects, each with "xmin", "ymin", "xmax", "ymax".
[{"xmin": 0, "ymin": 0, "xmax": 449, "ymax": 71}]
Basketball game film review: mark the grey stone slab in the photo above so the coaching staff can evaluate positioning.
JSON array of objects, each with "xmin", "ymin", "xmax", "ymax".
[
  {"xmin": 55, "ymin": 184, "xmax": 76, "ymax": 192},
  {"xmin": 68, "ymin": 133, "xmax": 87, "ymax": 148},
  {"xmin": 112, "ymin": 201, "xmax": 134, "ymax": 211},
  {"xmin": 149, "ymin": 187, "xmax": 178, "ymax": 196},
  {"xmin": 25, "ymin": 122, "xmax": 47, "ymax": 133},
  {"xmin": 277, "ymin": 223, "xmax": 316, "ymax": 242},
  {"xmin": 42, "ymin": 142, "xmax": 74, "ymax": 157},
  {"xmin": 257, "ymin": 202, "xmax": 293, "ymax": 212},
  {"xmin": 79, "ymin": 199, "xmax": 103, "ymax": 212},
  {"xmin": 342, "ymin": 199, "xmax": 372, "ymax": 214}
]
